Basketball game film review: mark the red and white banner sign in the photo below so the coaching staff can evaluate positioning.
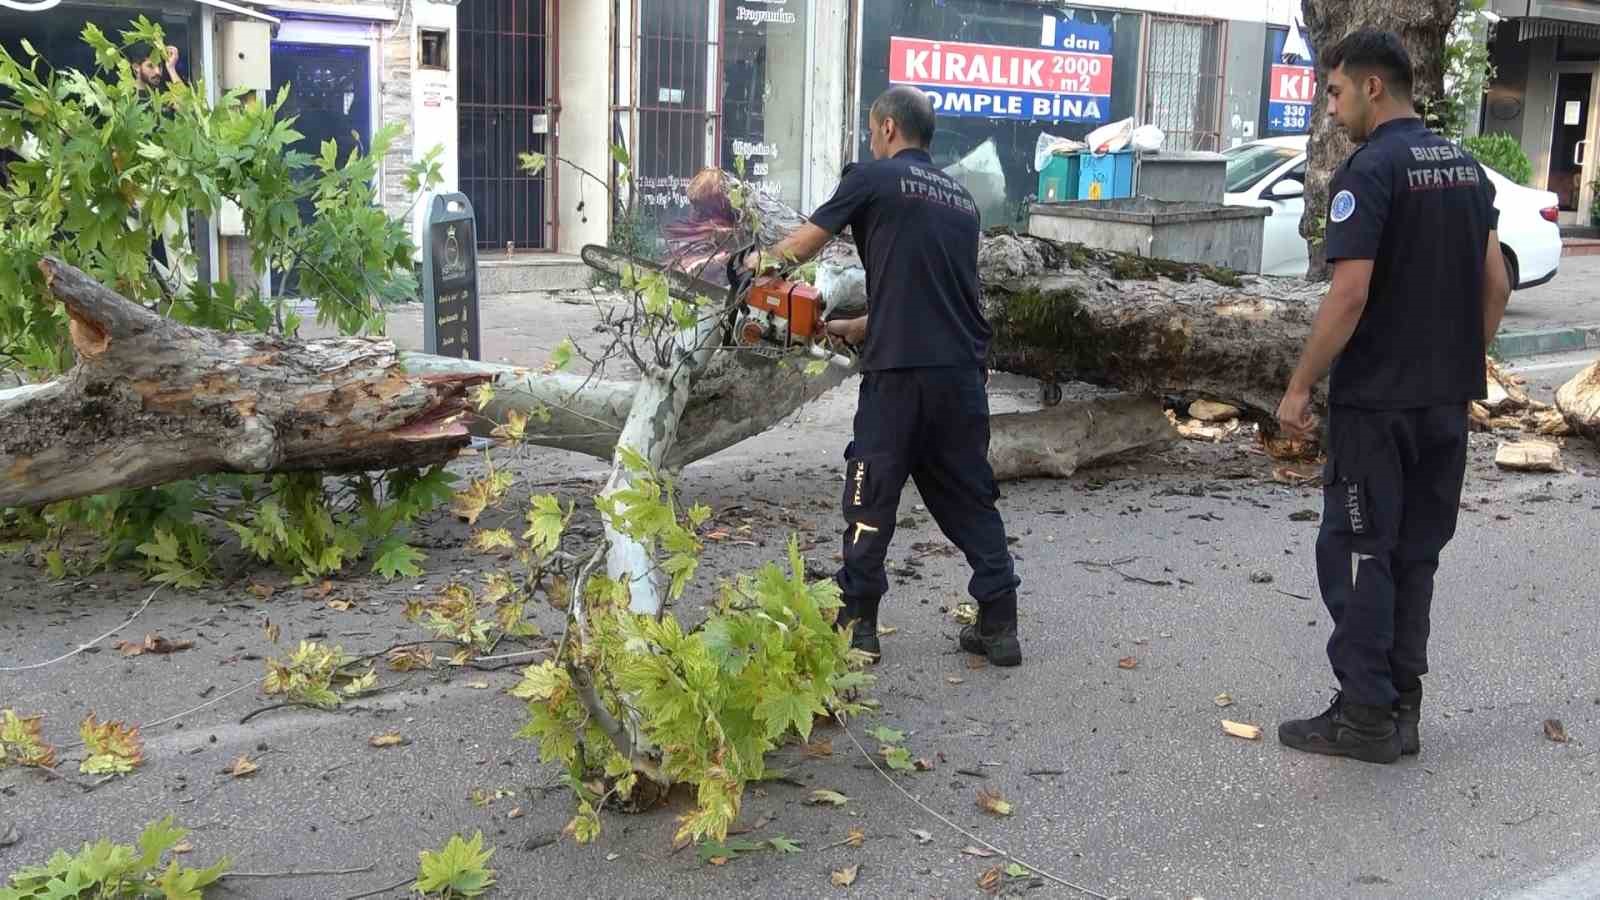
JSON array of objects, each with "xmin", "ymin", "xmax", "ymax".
[
  {"xmin": 889, "ymin": 36, "xmax": 1112, "ymax": 98},
  {"xmin": 1270, "ymin": 64, "xmax": 1315, "ymax": 105}
]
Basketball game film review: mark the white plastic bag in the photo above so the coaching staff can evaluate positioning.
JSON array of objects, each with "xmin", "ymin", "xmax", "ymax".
[
  {"xmin": 1085, "ymin": 117, "xmax": 1135, "ymax": 155},
  {"xmin": 1033, "ymin": 131, "xmax": 1088, "ymax": 171},
  {"xmin": 1131, "ymin": 124, "xmax": 1166, "ymax": 153}
]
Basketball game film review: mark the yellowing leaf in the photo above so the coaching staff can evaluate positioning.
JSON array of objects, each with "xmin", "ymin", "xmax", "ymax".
[
  {"xmin": 1221, "ymin": 720, "xmax": 1263, "ymax": 741},
  {"xmin": 227, "ymin": 755, "xmax": 259, "ymax": 777},
  {"xmin": 491, "ymin": 408, "xmax": 529, "ymax": 443},
  {"xmin": 1117, "ymin": 656, "xmax": 1139, "ymax": 670},
  {"xmin": 961, "ymin": 845, "xmax": 997, "ymax": 858},
  {"xmin": 845, "ymin": 826, "xmax": 865, "ymax": 848},
  {"xmin": 471, "ymin": 382, "xmax": 497, "ymax": 412},
  {"xmin": 1214, "ymin": 692, "xmax": 1235, "ymax": 708},
  {"xmin": 471, "ymin": 529, "xmax": 517, "ymax": 553},
  {"xmin": 976, "ymin": 788, "xmax": 1013, "ymax": 817},
  {"xmin": 78, "ymin": 714, "xmax": 144, "ymax": 775},
  {"xmin": 328, "ymin": 599, "xmax": 353, "ymax": 611},
  {"xmin": 0, "ymin": 709, "xmax": 57, "ymax": 769},
  {"xmin": 978, "ymin": 865, "xmax": 1004, "ymax": 894},
  {"xmin": 952, "ymin": 602, "xmax": 978, "ymax": 625},
  {"xmin": 808, "ymin": 789, "xmax": 849, "ymax": 807},
  {"xmin": 115, "ymin": 633, "xmax": 195, "ymax": 656},
  {"xmin": 830, "ymin": 864, "xmax": 859, "ymax": 888},
  {"xmin": 465, "ymin": 680, "xmax": 490, "ymax": 690},
  {"xmin": 369, "ymin": 731, "xmax": 406, "ymax": 748}
]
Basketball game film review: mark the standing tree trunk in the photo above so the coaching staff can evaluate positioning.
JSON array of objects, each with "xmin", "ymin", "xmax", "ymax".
[{"xmin": 1300, "ymin": 0, "xmax": 1461, "ymax": 280}]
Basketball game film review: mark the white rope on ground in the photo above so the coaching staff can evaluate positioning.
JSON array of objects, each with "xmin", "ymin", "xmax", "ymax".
[
  {"xmin": 834, "ymin": 712, "xmax": 1113, "ymax": 900},
  {"xmin": 0, "ymin": 586, "xmax": 162, "ymax": 672}
]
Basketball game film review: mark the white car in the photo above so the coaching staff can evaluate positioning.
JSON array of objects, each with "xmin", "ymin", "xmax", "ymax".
[{"xmin": 1222, "ymin": 135, "xmax": 1562, "ymax": 289}]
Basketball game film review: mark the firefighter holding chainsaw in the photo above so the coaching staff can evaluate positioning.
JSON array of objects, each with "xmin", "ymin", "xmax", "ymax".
[{"xmin": 747, "ymin": 86, "xmax": 1022, "ymax": 667}]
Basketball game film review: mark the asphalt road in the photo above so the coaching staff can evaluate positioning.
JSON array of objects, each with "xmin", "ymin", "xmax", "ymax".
[
  {"xmin": 5, "ymin": 292, "xmax": 1599, "ymax": 900},
  {"xmin": 1500, "ymin": 256, "xmax": 1600, "ymax": 337}
]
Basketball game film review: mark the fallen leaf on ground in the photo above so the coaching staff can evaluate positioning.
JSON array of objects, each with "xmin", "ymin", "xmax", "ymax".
[
  {"xmin": 706, "ymin": 530, "xmax": 731, "ymax": 541},
  {"xmin": 976, "ymin": 788, "xmax": 1014, "ymax": 817},
  {"xmin": 369, "ymin": 731, "xmax": 406, "ymax": 748},
  {"xmin": 803, "ymin": 739, "xmax": 834, "ymax": 758},
  {"xmin": 846, "ymin": 826, "xmax": 865, "ymax": 848},
  {"xmin": 170, "ymin": 840, "xmax": 193, "ymax": 854},
  {"xmin": 913, "ymin": 757, "xmax": 936, "ymax": 771},
  {"xmin": 311, "ymin": 580, "xmax": 336, "ymax": 599},
  {"xmin": 226, "ymin": 755, "xmax": 259, "ymax": 777},
  {"xmin": 508, "ymin": 807, "xmax": 524, "ymax": 819},
  {"xmin": 246, "ymin": 582, "xmax": 275, "ymax": 600},
  {"xmin": 1005, "ymin": 863, "xmax": 1030, "ymax": 878},
  {"xmin": 114, "ymin": 633, "xmax": 194, "ymax": 656},
  {"xmin": 465, "ymin": 680, "xmax": 490, "ymax": 690},
  {"xmin": 910, "ymin": 829, "xmax": 933, "ymax": 844},
  {"xmin": 962, "ymin": 845, "xmax": 996, "ymax": 858},
  {"xmin": 1544, "ymin": 719, "xmax": 1570, "ymax": 743},
  {"xmin": 327, "ymin": 599, "xmax": 353, "ymax": 611},
  {"xmin": 1117, "ymin": 657, "xmax": 1139, "ymax": 670},
  {"xmin": 263, "ymin": 620, "xmax": 281, "ymax": 644},
  {"xmin": 79, "ymin": 715, "xmax": 143, "ymax": 775},
  {"xmin": 1221, "ymin": 720, "xmax": 1263, "ymax": 741},
  {"xmin": 1214, "ymin": 693, "xmax": 1235, "ymax": 708},
  {"xmin": 952, "ymin": 602, "xmax": 978, "ymax": 625},
  {"xmin": 386, "ymin": 645, "xmax": 434, "ymax": 671},
  {"xmin": 978, "ymin": 865, "xmax": 1004, "ymax": 894},
  {"xmin": 830, "ymin": 864, "xmax": 858, "ymax": 887},
  {"xmin": 946, "ymin": 676, "xmax": 965, "ymax": 685},
  {"xmin": 808, "ymin": 789, "xmax": 849, "ymax": 806}
]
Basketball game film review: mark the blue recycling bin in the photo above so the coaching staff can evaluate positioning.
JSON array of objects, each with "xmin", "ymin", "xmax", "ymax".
[{"xmin": 1077, "ymin": 150, "xmax": 1135, "ymax": 201}]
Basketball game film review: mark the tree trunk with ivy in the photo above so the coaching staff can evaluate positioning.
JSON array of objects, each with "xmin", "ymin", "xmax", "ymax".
[{"xmin": 1300, "ymin": 0, "xmax": 1461, "ymax": 280}]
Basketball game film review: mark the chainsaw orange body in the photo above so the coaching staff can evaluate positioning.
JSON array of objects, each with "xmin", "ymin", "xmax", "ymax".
[{"xmin": 736, "ymin": 276, "xmax": 827, "ymax": 348}]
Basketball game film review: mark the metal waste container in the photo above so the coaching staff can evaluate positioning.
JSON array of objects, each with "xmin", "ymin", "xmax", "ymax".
[{"xmin": 1027, "ymin": 198, "xmax": 1271, "ymax": 274}]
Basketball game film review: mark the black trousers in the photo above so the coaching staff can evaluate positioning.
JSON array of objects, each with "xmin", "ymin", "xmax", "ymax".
[
  {"xmin": 1316, "ymin": 403, "xmax": 1469, "ymax": 707},
  {"xmin": 835, "ymin": 367, "xmax": 1020, "ymax": 612}
]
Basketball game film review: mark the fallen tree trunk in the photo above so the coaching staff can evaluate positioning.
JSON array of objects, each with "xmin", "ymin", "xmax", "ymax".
[
  {"xmin": 0, "ymin": 258, "xmax": 488, "ymax": 509},
  {"xmin": 988, "ymin": 395, "xmax": 1177, "ymax": 481},
  {"xmin": 1557, "ymin": 361, "xmax": 1600, "ymax": 445},
  {"xmin": 5, "ymin": 236, "xmax": 1322, "ymax": 508}
]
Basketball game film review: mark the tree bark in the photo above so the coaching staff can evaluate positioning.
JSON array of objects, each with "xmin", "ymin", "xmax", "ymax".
[
  {"xmin": 0, "ymin": 258, "xmax": 485, "ymax": 510},
  {"xmin": 5, "ymin": 236, "xmax": 1323, "ymax": 509},
  {"xmin": 1300, "ymin": 0, "xmax": 1461, "ymax": 280},
  {"xmin": 987, "ymin": 395, "xmax": 1177, "ymax": 481}
]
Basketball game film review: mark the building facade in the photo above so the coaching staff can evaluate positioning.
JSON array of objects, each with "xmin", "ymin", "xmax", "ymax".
[
  {"xmin": 1484, "ymin": 0, "xmax": 1600, "ymax": 224},
  {"xmin": 5, "ymin": 0, "xmax": 1329, "ymax": 267}
]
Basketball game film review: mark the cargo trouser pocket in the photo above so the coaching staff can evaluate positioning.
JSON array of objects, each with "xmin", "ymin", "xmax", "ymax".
[{"xmin": 840, "ymin": 450, "xmax": 902, "ymax": 563}]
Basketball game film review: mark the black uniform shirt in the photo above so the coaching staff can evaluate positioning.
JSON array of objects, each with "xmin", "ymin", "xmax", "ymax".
[
  {"xmin": 1323, "ymin": 117, "xmax": 1499, "ymax": 409},
  {"xmin": 808, "ymin": 148, "xmax": 991, "ymax": 372}
]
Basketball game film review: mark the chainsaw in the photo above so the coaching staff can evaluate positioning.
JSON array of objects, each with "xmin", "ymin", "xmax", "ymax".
[{"xmin": 579, "ymin": 243, "xmax": 856, "ymax": 369}]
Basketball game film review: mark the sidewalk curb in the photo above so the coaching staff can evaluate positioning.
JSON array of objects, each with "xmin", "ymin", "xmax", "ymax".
[{"xmin": 1492, "ymin": 325, "xmax": 1600, "ymax": 360}]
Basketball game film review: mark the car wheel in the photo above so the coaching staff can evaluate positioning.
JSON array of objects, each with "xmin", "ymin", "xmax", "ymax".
[{"xmin": 1503, "ymin": 247, "xmax": 1519, "ymax": 293}]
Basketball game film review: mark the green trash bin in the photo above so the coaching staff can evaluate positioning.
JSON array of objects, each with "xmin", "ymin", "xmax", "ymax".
[{"xmin": 1037, "ymin": 154, "xmax": 1081, "ymax": 203}]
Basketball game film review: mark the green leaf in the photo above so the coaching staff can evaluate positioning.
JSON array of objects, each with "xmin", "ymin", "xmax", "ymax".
[
  {"xmin": 371, "ymin": 537, "xmax": 425, "ymax": 580},
  {"xmin": 522, "ymin": 494, "xmax": 570, "ymax": 557},
  {"xmin": 866, "ymin": 725, "xmax": 905, "ymax": 745},
  {"xmin": 803, "ymin": 360, "xmax": 828, "ymax": 376},
  {"xmin": 416, "ymin": 831, "xmax": 496, "ymax": 897},
  {"xmin": 1006, "ymin": 862, "xmax": 1031, "ymax": 878},
  {"xmin": 518, "ymin": 151, "xmax": 547, "ymax": 176},
  {"xmin": 883, "ymin": 745, "xmax": 914, "ymax": 773},
  {"xmin": 754, "ymin": 690, "xmax": 815, "ymax": 742},
  {"xmin": 768, "ymin": 836, "xmax": 803, "ymax": 854},
  {"xmin": 609, "ymin": 144, "xmax": 631, "ymax": 168},
  {"xmin": 808, "ymin": 789, "xmax": 849, "ymax": 807},
  {"xmin": 549, "ymin": 337, "xmax": 574, "ymax": 371}
]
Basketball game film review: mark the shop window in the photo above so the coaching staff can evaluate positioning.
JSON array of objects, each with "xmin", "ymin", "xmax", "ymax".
[
  {"xmin": 419, "ymin": 28, "xmax": 449, "ymax": 71},
  {"xmin": 721, "ymin": 1, "xmax": 807, "ymax": 205}
]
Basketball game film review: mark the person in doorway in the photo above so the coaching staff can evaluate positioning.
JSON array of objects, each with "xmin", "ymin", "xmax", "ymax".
[
  {"xmin": 1275, "ymin": 29, "xmax": 1511, "ymax": 763},
  {"xmin": 131, "ymin": 42, "xmax": 184, "ymax": 91},
  {"xmin": 746, "ymin": 86, "xmax": 1022, "ymax": 667}
]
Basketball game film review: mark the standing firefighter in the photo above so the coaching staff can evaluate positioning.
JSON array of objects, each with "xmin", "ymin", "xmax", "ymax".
[
  {"xmin": 751, "ymin": 86, "xmax": 1022, "ymax": 667},
  {"xmin": 1276, "ymin": 30, "xmax": 1511, "ymax": 763}
]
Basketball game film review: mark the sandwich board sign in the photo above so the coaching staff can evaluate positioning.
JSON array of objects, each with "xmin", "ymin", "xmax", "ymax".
[{"xmin": 422, "ymin": 193, "xmax": 481, "ymax": 361}]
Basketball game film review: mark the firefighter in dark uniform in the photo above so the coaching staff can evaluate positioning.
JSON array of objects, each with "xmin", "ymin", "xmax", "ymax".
[
  {"xmin": 750, "ymin": 86, "xmax": 1022, "ymax": 667},
  {"xmin": 1276, "ymin": 30, "xmax": 1511, "ymax": 763}
]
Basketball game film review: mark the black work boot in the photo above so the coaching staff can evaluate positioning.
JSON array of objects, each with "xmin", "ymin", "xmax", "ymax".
[
  {"xmin": 958, "ymin": 594, "xmax": 1021, "ymax": 667},
  {"xmin": 1278, "ymin": 692, "xmax": 1402, "ymax": 764},
  {"xmin": 840, "ymin": 597, "xmax": 880, "ymax": 664},
  {"xmin": 1394, "ymin": 686, "xmax": 1422, "ymax": 756}
]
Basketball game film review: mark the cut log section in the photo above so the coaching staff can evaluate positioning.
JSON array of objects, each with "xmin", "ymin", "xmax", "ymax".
[
  {"xmin": 1557, "ymin": 361, "xmax": 1600, "ymax": 445},
  {"xmin": 987, "ymin": 395, "xmax": 1177, "ymax": 481},
  {"xmin": 0, "ymin": 258, "xmax": 488, "ymax": 510}
]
